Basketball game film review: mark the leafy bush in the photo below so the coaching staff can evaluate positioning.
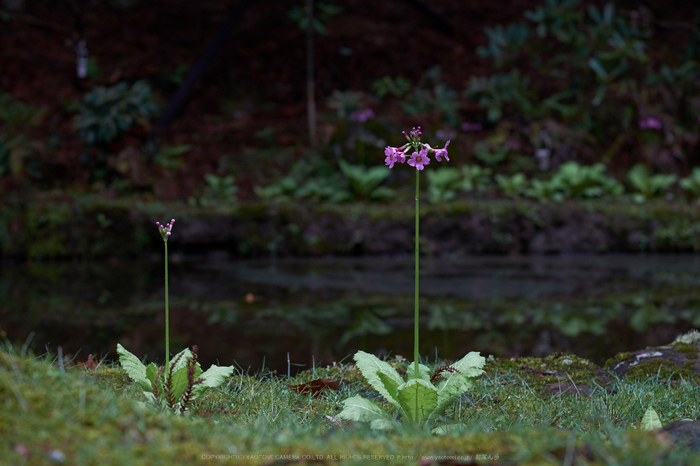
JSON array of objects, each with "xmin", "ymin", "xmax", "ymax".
[
  {"xmin": 526, "ymin": 177, "xmax": 564, "ymax": 202},
  {"xmin": 193, "ymin": 174, "xmax": 238, "ymax": 206},
  {"xmin": 74, "ymin": 81, "xmax": 158, "ymax": 148},
  {"xmin": 550, "ymin": 161, "xmax": 623, "ymax": 199},
  {"xmin": 426, "ymin": 167, "xmax": 463, "ymax": 203},
  {"xmin": 338, "ymin": 160, "xmax": 394, "ymax": 201},
  {"xmin": 466, "ymin": 71, "xmax": 533, "ymax": 122},
  {"xmin": 461, "ymin": 165, "xmax": 493, "ymax": 192},
  {"xmin": 680, "ymin": 167, "xmax": 700, "ymax": 200},
  {"xmin": 526, "ymin": 161, "xmax": 623, "ymax": 201},
  {"xmin": 337, "ymin": 351, "xmax": 484, "ymax": 430},
  {"xmin": 117, "ymin": 344, "xmax": 233, "ymax": 414},
  {"xmin": 254, "ymin": 158, "xmax": 349, "ymax": 203},
  {"xmin": 626, "ymin": 164, "xmax": 677, "ymax": 202},
  {"xmin": 0, "ymin": 93, "xmax": 48, "ymax": 178},
  {"xmin": 496, "ymin": 173, "xmax": 528, "ymax": 197},
  {"xmin": 465, "ymin": 0, "xmax": 700, "ymax": 167},
  {"xmin": 402, "ymin": 67, "xmax": 460, "ymax": 126},
  {"xmin": 372, "ymin": 76, "xmax": 411, "ymax": 98}
]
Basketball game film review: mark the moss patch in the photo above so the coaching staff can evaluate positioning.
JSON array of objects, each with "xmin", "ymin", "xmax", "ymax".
[
  {"xmin": 606, "ymin": 342, "xmax": 700, "ymax": 382},
  {"xmin": 5, "ymin": 346, "xmax": 700, "ymax": 464},
  {"xmin": 485, "ymin": 353, "xmax": 610, "ymax": 396}
]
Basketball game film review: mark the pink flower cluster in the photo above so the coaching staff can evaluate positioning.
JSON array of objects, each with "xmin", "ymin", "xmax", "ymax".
[
  {"xmin": 156, "ymin": 219, "xmax": 175, "ymax": 241},
  {"xmin": 639, "ymin": 117, "xmax": 662, "ymax": 130},
  {"xmin": 384, "ymin": 126, "xmax": 450, "ymax": 171},
  {"xmin": 461, "ymin": 122, "xmax": 482, "ymax": 132},
  {"xmin": 350, "ymin": 108, "xmax": 375, "ymax": 122}
]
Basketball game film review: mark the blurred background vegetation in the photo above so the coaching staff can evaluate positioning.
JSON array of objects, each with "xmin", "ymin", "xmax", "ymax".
[
  {"xmin": 5, "ymin": 0, "xmax": 700, "ymax": 381},
  {"xmin": 1, "ymin": 0, "xmax": 700, "ymax": 237}
]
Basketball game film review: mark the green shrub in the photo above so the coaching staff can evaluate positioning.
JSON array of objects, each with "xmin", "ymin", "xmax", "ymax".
[
  {"xmin": 402, "ymin": 67, "xmax": 460, "ymax": 126},
  {"xmin": 551, "ymin": 161, "xmax": 623, "ymax": 199},
  {"xmin": 496, "ymin": 173, "xmax": 528, "ymax": 197},
  {"xmin": 465, "ymin": 0, "xmax": 700, "ymax": 166},
  {"xmin": 461, "ymin": 165, "xmax": 493, "ymax": 192},
  {"xmin": 192, "ymin": 174, "xmax": 238, "ymax": 206},
  {"xmin": 426, "ymin": 167, "xmax": 463, "ymax": 203},
  {"xmin": 338, "ymin": 160, "xmax": 394, "ymax": 202},
  {"xmin": 680, "ymin": 167, "xmax": 700, "ymax": 200},
  {"xmin": 0, "ymin": 93, "xmax": 48, "ymax": 178},
  {"xmin": 626, "ymin": 164, "xmax": 677, "ymax": 202},
  {"xmin": 74, "ymin": 81, "xmax": 158, "ymax": 147}
]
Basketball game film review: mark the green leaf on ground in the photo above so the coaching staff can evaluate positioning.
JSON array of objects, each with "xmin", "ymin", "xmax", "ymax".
[
  {"xmin": 397, "ymin": 378, "xmax": 438, "ymax": 425},
  {"xmin": 641, "ymin": 406, "xmax": 662, "ymax": 431},
  {"xmin": 354, "ymin": 351, "xmax": 403, "ymax": 408},
  {"xmin": 336, "ymin": 395, "xmax": 394, "ymax": 429},
  {"xmin": 116, "ymin": 344, "xmax": 151, "ymax": 391}
]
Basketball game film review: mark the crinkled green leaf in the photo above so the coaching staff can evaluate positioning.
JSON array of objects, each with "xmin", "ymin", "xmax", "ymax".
[
  {"xmin": 369, "ymin": 418, "xmax": 394, "ymax": 430},
  {"xmin": 116, "ymin": 344, "xmax": 151, "ymax": 391},
  {"xmin": 169, "ymin": 348, "xmax": 195, "ymax": 374},
  {"xmin": 336, "ymin": 395, "xmax": 393, "ymax": 428},
  {"xmin": 405, "ymin": 362, "xmax": 432, "ymax": 382},
  {"xmin": 354, "ymin": 351, "xmax": 403, "ymax": 408},
  {"xmin": 397, "ymin": 378, "xmax": 438, "ymax": 425},
  {"xmin": 192, "ymin": 365, "xmax": 234, "ymax": 399},
  {"xmin": 641, "ymin": 406, "xmax": 662, "ymax": 431},
  {"xmin": 431, "ymin": 372, "xmax": 472, "ymax": 420},
  {"xmin": 169, "ymin": 366, "xmax": 191, "ymax": 403},
  {"xmin": 339, "ymin": 160, "xmax": 392, "ymax": 200},
  {"xmin": 431, "ymin": 352, "xmax": 485, "ymax": 420},
  {"xmin": 145, "ymin": 362, "xmax": 158, "ymax": 386},
  {"xmin": 449, "ymin": 352, "xmax": 486, "ymax": 380},
  {"xmin": 432, "ymin": 423, "xmax": 464, "ymax": 435},
  {"xmin": 376, "ymin": 370, "xmax": 402, "ymax": 414}
]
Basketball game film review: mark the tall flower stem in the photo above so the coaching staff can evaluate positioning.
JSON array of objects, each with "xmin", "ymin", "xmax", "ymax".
[
  {"xmin": 164, "ymin": 240, "xmax": 170, "ymax": 371},
  {"xmin": 157, "ymin": 219, "xmax": 174, "ymax": 372},
  {"xmin": 414, "ymin": 169, "xmax": 420, "ymax": 424}
]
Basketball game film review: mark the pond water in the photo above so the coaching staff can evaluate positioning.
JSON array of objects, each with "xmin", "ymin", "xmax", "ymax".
[{"xmin": 2, "ymin": 254, "xmax": 700, "ymax": 374}]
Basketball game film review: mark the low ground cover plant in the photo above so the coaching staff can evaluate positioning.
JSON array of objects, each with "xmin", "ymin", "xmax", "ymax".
[
  {"xmin": 116, "ymin": 219, "xmax": 233, "ymax": 413},
  {"xmin": 336, "ymin": 128, "xmax": 485, "ymax": 430}
]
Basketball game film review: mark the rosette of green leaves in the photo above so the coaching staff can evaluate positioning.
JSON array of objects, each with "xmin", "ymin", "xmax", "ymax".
[
  {"xmin": 496, "ymin": 173, "xmax": 529, "ymax": 197},
  {"xmin": 627, "ymin": 164, "xmax": 677, "ymax": 202},
  {"xmin": 551, "ymin": 161, "xmax": 623, "ymax": 199},
  {"xmin": 74, "ymin": 81, "xmax": 158, "ymax": 146},
  {"xmin": 338, "ymin": 160, "xmax": 394, "ymax": 201},
  {"xmin": 426, "ymin": 167, "xmax": 463, "ymax": 203},
  {"xmin": 117, "ymin": 344, "xmax": 233, "ymax": 413},
  {"xmin": 337, "ymin": 350, "xmax": 485, "ymax": 430},
  {"xmin": 680, "ymin": 168, "xmax": 700, "ymax": 200}
]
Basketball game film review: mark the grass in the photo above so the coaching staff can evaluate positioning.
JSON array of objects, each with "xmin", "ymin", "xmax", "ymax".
[{"xmin": 2, "ymin": 345, "xmax": 699, "ymax": 465}]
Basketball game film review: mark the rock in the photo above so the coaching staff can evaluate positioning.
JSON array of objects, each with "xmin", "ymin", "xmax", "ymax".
[
  {"xmin": 607, "ymin": 336, "xmax": 700, "ymax": 380},
  {"xmin": 658, "ymin": 421, "xmax": 700, "ymax": 451}
]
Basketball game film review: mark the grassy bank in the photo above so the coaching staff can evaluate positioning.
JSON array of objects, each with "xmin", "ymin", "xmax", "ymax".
[{"xmin": 2, "ymin": 343, "xmax": 699, "ymax": 465}]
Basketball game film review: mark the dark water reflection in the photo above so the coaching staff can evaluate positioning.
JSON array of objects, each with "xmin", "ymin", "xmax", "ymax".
[{"xmin": 2, "ymin": 254, "xmax": 700, "ymax": 373}]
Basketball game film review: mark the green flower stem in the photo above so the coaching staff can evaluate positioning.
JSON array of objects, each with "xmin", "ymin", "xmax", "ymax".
[
  {"xmin": 414, "ymin": 169, "xmax": 420, "ymax": 424},
  {"xmin": 164, "ymin": 241, "xmax": 170, "ymax": 372}
]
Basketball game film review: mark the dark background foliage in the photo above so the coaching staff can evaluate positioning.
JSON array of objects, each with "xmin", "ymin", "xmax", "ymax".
[{"xmin": 1, "ymin": 0, "xmax": 699, "ymax": 201}]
